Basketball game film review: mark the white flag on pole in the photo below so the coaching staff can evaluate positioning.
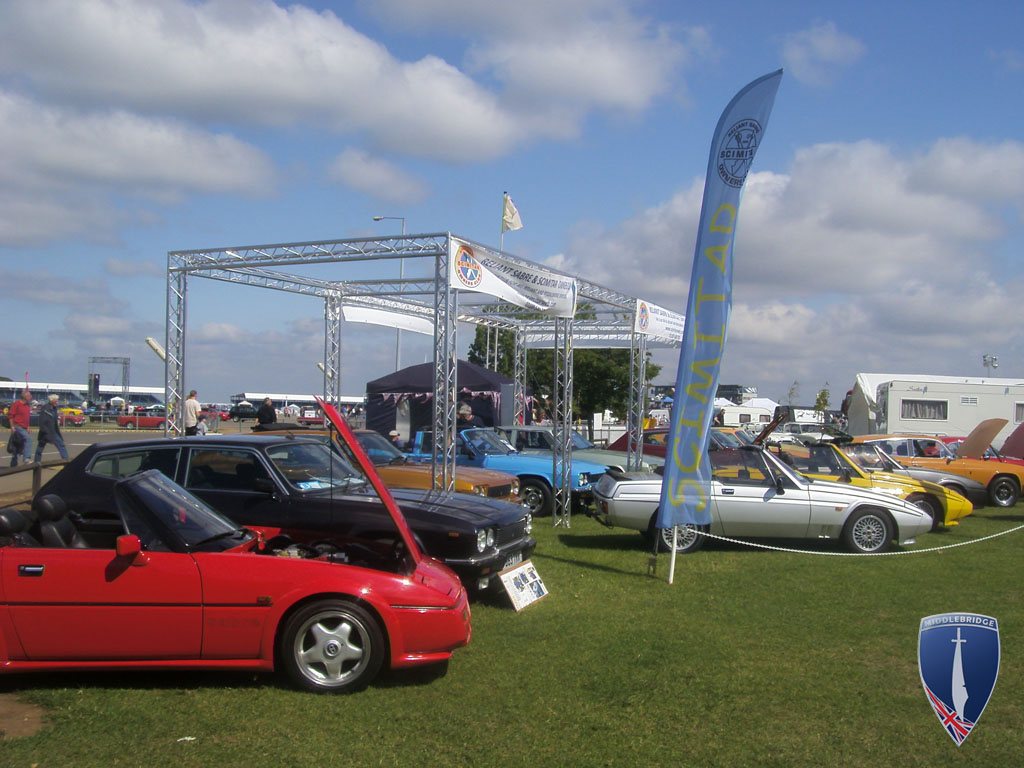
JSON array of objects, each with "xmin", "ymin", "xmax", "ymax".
[{"xmin": 502, "ymin": 193, "xmax": 523, "ymax": 232}]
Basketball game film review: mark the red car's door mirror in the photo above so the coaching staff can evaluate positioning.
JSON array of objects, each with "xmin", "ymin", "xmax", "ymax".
[{"xmin": 116, "ymin": 534, "xmax": 148, "ymax": 565}]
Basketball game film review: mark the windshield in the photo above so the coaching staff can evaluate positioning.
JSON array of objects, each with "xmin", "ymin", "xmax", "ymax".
[
  {"xmin": 461, "ymin": 428, "xmax": 516, "ymax": 455},
  {"xmin": 355, "ymin": 430, "xmax": 404, "ymax": 464},
  {"xmin": 712, "ymin": 429, "xmax": 744, "ymax": 448},
  {"xmin": 266, "ymin": 441, "xmax": 366, "ymax": 492},
  {"xmin": 116, "ymin": 470, "xmax": 252, "ymax": 552},
  {"xmin": 570, "ymin": 430, "xmax": 595, "ymax": 449}
]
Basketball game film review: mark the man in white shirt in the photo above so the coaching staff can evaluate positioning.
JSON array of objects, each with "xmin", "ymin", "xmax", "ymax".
[{"xmin": 184, "ymin": 390, "xmax": 202, "ymax": 436}]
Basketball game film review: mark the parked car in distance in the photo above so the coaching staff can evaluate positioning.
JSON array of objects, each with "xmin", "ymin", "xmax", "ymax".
[
  {"xmin": 228, "ymin": 403, "xmax": 258, "ymax": 421},
  {"xmin": 591, "ymin": 444, "xmax": 932, "ymax": 554},
  {"xmin": 200, "ymin": 406, "xmax": 230, "ymax": 421},
  {"xmin": 853, "ymin": 418, "xmax": 1024, "ymax": 507},
  {"xmin": 606, "ymin": 428, "xmax": 671, "ymax": 460},
  {"xmin": 117, "ymin": 406, "xmax": 167, "ymax": 430},
  {"xmin": 1, "ymin": 469, "xmax": 469, "ymax": 692},
  {"xmin": 297, "ymin": 408, "xmax": 325, "ymax": 426},
  {"xmin": 495, "ymin": 424, "xmax": 663, "ymax": 472},
  {"xmin": 38, "ymin": 434, "xmax": 535, "ymax": 593},
  {"xmin": 406, "ymin": 428, "xmax": 609, "ymax": 516},
  {"xmin": 1, "ymin": 411, "xmax": 84, "ymax": 428},
  {"xmin": 767, "ymin": 440, "xmax": 972, "ymax": 529}
]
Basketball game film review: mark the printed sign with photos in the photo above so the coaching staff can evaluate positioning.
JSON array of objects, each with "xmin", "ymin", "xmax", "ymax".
[{"xmin": 499, "ymin": 560, "xmax": 548, "ymax": 612}]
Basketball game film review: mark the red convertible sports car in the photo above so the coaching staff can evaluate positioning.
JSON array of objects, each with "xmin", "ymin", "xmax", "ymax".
[{"xmin": 0, "ymin": 469, "xmax": 471, "ymax": 693}]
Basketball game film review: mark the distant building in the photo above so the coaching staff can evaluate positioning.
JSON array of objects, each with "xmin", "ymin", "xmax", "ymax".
[
  {"xmin": 0, "ymin": 380, "xmax": 162, "ymax": 407},
  {"xmin": 230, "ymin": 392, "xmax": 364, "ymax": 407},
  {"xmin": 716, "ymin": 384, "xmax": 757, "ymax": 404}
]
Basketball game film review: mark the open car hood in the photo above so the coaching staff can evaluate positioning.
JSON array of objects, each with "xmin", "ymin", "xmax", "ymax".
[
  {"xmin": 1000, "ymin": 422, "xmax": 1024, "ymax": 460},
  {"xmin": 957, "ymin": 417, "xmax": 1008, "ymax": 459},
  {"xmin": 316, "ymin": 396, "xmax": 422, "ymax": 563}
]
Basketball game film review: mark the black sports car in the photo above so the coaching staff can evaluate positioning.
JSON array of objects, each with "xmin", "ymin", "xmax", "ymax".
[{"xmin": 37, "ymin": 434, "xmax": 534, "ymax": 592}]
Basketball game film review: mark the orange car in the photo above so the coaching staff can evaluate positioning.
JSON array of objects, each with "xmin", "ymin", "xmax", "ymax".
[
  {"xmin": 853, "ymin": 419, "xmax": 1024, "ymax": 508},
  {"xmin": 353, "ymin": 429, "xmax": 521, "ymax": 502}
]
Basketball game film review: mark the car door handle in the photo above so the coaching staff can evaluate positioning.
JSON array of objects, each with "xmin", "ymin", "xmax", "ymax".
[
  {"xmin": 721, "ymin": 488, "xmax": 735, "ymax": 495},
  {"xmin": 18, "ymin": 564, "xmax": 45, "ymax": 577}
]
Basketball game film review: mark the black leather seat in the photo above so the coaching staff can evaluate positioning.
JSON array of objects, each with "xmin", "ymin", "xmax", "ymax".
[
  {"xmin": 0, "ymin": 507, "xmax": 40, "ymax": 547},
  {"xmin": 32, "ymin": 495, "xmax": 89, "ymax": 548}
]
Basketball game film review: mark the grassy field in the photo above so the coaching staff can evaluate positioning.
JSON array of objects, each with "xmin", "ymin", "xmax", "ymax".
[{"xmin": 1, "ymin": 503, "xmax": 1022, "ymax": 767}]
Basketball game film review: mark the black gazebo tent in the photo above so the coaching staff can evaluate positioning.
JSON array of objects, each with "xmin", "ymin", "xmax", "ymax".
[{"xmin": 365, "ymin": 360, "xmax": 529, "ymax": 438}]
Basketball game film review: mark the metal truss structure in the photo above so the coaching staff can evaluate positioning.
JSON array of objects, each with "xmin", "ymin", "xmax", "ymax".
[
  {"xmin": 88, "ymin": 356, "xmax": 130, "ymax": 406},
  {"xmin": 165, "ymin": 232, "xmax": 681, "ymax": 525}
]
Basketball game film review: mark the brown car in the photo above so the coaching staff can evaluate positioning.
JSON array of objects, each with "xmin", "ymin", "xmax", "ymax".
[
  {"xmin": 254, "ymin": 423, "xmax": 521, "ymax": 503},
  {"xmin": 353, "ymin": 429, "xmax": 521, "ymax": 503}
]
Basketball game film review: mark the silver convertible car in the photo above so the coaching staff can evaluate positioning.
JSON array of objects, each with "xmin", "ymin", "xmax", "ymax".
[{"xmin": 591, "ymin": 444, "xmax": 932, "ymax": 554}]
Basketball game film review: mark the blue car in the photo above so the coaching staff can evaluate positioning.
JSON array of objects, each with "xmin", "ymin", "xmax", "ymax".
[{"xmin": 407, "ymin": 428, "xmax": 609, "ymax": 516}]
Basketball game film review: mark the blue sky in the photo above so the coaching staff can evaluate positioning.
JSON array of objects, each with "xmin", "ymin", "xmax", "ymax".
[{"xmin": 1, "ymin": 0, "xmax": 1023, "ymax": 407}]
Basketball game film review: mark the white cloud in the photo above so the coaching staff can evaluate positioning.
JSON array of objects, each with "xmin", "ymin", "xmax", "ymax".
[
  {"xmin": 0, "ymin": 89, "xmax": 274, "ymax": 245},
  {"xmin": 560, "ymin": 137, "xmax": 1024, "ymax": 396},
  {"xmin": 989, "ymin": 48, "xmax": 1024, "ymax": 71},
  {"xmin": 781, "ymin": 21, "xmax": 865, "ymax": 87},
  {"xmin": 104, "ymin": 257, "xmax": 164, "ymax": 277},
  {"xmin": 0, "ymin": 0, "xmax": 692, "ymax": 163},
  {"xmin": 328, "ymin": 149, "xmax": 429, "ymax": 204}
]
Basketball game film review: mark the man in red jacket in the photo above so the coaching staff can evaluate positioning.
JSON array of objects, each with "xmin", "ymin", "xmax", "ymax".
[{"xmin": 7, "ymin": 389, "xmax": 32, "ymax": 467}]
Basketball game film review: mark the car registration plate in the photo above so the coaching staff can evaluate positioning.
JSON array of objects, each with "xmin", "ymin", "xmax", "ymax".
[{"xmin": 503, "ymin": 551, "xmax": 523, "ymax": 570}]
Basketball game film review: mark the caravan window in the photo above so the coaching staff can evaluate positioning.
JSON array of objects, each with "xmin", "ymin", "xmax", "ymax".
[
  {"xmin": 1016, "ymin": 403, "xmax": 1024, "ymax": 424},
  {"xmin": 900, "ymin": 398, "xmax": 948, "ymax": 421}
]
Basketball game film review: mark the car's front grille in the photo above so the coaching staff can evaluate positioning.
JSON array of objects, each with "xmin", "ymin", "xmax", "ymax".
[
  {"xmin": 495, "ymin": 517, "xmax": 528, "ymax": 546},
  {"xmin": 487, "ymin": 484, "xmax": 513, "ymax": 498}
]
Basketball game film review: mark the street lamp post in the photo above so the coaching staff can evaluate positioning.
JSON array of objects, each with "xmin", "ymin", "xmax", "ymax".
[
  {"xmin": 982, "ymin": 354, "xmax": 999, "ymax": 377},
  {"xmin": 372, "ymin": 215, "xmax": 406, "ymax": 371}
]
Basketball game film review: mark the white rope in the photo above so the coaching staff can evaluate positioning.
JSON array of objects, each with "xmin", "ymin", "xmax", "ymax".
[{"xmin": 688, "ymin": 522, "xmax": 1024, "ymax": 557}]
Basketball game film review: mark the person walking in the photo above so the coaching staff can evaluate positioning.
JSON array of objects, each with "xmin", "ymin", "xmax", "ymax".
[
  {"xmin": 7, "ymin": 388, "xmax": 32, "ymax": 466},
  {"xmin": 183, "ymin": 390, "xmax": 201, "ymax": 436},
  {"xmin": 257, "ymin": 397, "xmax": 277, "ymax": 426},
  {"xmin": 34, "ymin": 394, "xmax": 69, "ymax": 462}
]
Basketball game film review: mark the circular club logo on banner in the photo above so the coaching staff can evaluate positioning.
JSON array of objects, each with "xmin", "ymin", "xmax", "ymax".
[
  {"xmin": 717, "ymin": 118, "xmax": 763, "ymax": 188},
  {"xmin": 455, "ymin": 245, "xmax": 483, "ymax": 288},
  {"xmin": 637, "ymin": 301, "xmax": 650, "ymax": 331}
]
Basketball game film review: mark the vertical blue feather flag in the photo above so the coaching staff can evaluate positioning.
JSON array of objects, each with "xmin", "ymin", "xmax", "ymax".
[{"xmin": 657, "ymin": 70, "xmax": 783, "ymax": 530}]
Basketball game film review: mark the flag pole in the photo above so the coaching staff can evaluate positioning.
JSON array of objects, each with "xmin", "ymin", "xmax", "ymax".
[
  {"xmin": 667, "ymin": 525, "xmax": 678, "ymax": 584},
  {"xmin": 500, "ymin": 191, "xmax": 507, "ymax": 251}
]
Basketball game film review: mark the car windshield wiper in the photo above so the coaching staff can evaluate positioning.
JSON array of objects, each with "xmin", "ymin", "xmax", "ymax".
[{"xmin": 193, "ymin": 527, "xmax": 249, "ymax": 548}]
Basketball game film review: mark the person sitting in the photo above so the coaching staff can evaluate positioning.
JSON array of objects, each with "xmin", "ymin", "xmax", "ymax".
[{"xmin": 456, "ymin": 403, "xmax": 484, "ymax": 431}]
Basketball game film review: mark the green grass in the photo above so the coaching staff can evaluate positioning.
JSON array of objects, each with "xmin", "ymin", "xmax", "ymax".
[{"xmin": 2, "ymin": 505, "xmax": 1023, "ymax": 767}]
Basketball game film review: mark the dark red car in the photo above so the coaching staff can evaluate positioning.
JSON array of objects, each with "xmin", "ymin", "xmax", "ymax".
[{"xmin": 0, "ymin": 468, "xmax": 470, "ymax": 693}]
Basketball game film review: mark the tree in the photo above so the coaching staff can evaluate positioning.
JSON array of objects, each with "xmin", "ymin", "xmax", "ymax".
[
  {"xmin": 466, "ymin": 319, "xmax": 660, "ymax": 422},
  {"xmin": 786, "ymin": 380, "xmax": 800, "ymax": 405},
  {"xmin": 814, "ymin": 382, "xmax": 831, "ymax": 418}
]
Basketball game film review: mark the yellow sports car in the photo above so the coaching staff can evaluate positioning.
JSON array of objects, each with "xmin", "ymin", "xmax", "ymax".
[
  {"xmin": 854, "ymin": 418, "xmax": 1024, "ymax": 508},
  {"xmin": 768, "ymin": 441, "xmax": 972, "ymax": 528}
]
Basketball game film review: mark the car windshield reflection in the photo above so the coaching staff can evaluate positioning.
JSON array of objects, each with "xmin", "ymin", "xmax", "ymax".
[
  {"xmin": 461, "ymin": 429, "xmax": 516, "ymax": 455},
  {"xmin": 266, "ymin": 441, "xmax": 366, "ymax": 492},
  {"xmin": 116, "ymin": 470, "xmax": 253, "ymax": 552}
]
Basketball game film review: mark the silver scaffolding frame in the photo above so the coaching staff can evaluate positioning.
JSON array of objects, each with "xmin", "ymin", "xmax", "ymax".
[{"xmin": 164, "ymin": 232, "xmax": 680, "ymax": 524}]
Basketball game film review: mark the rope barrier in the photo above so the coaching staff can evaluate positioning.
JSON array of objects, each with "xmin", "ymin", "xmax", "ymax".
[{"xmin": 688, "ymin": 522, "xmax": 1024, "ymax": 557}]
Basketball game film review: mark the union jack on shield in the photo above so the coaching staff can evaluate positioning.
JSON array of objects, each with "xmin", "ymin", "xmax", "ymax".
[{"xmin": 918, "ymin": 613, "xmax": 999, "ymax": 746}]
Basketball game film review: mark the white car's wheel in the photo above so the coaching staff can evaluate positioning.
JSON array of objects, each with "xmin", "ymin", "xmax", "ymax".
[
  {"xmin": 648, "ymin": 512, "xmax": 706, "ymax": 554},
  {"xmin": 842, "ymin": 508, "xmax": 893, "ymax": 553}
]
